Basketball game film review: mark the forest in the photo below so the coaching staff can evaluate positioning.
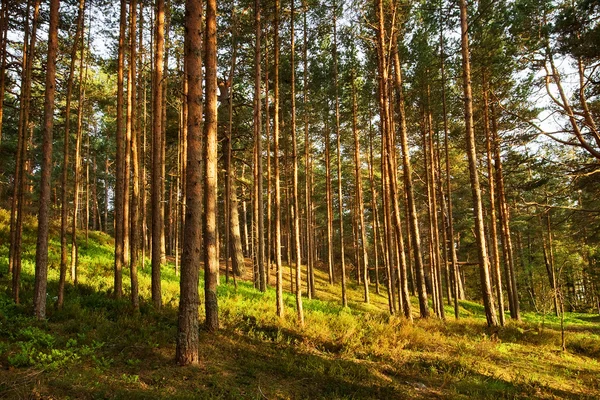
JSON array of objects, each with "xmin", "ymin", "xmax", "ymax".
[{"xmin": 0, "ymin": 0, "xmax": 599, "ymax": 398}]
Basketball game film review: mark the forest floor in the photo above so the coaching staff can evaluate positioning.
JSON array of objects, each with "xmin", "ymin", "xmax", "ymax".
[{"xmin": 1, "ymin": 210, "xmax": 600, "ymax": 399}]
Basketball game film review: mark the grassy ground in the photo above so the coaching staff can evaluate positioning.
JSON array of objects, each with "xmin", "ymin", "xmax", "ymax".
[{"xmin": 1, "ymin": 210, "xmax": 599, "ymax": 399}]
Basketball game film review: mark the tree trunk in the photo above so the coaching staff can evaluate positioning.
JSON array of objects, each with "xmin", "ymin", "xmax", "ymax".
[
  {"xmin": 491, "ymin": 102, "xmax": 520, "ymax": 320},
  {"xmin": 10, "ymin": 0, "xmax": 40, "ymax": 304},
  {"xmin": 129, "ymin": 0, "xmax": 140, "ymax": 310},
  {"xmin": 483, "ymin": 76, "xmax": 504, "ymax": 326},
  {"xmin": 176, "ymin": 0, "xmax": 202, "ymax": 365},
  {"xmin": 152, "ymin": 0, "xmax": 165, "ymax": 308},
  {"xmin": 459, "ymin": 0, "xmax": 498, "ymax": 327},
  {"xmin": 390, "ymin": 29, "xmax": 421, "ymax": 320},
  {"xmin": 113, "ymin": 0, "xmax": 127, "ymax": 299},
  {"xmin": 33, "ymin": 0, "xmax": 60, "ymax": 320},
  {"xmin": 254, "ymin": 0, "xmax": 265, "ymax": 291},
  {"xmin": 204, "ymin": 0, "xmax": 219, "ymax": 331},
  {"xmin": 351, "ymin": 71, "xmax": 370, "ymax": 304},
  {"xmin": 332, "ymin": 0, "xmax": 347, "ymax": 307},
  {"xmin": 274, "ymin": 0, "xmax": 284, "ymax": 318},
  {"xmin": 59, "ymin": 0, "xmax": 86, "ymax": 309}
]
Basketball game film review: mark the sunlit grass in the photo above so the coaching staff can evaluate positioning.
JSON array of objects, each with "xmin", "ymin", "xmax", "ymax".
[{"xmin": 1, "ymin": 210, "xmax": 599, "ymax": 399}]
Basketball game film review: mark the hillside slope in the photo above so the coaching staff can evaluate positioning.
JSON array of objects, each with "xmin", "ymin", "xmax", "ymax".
[{"xmin": 1, "ymin": 212, "xmax": 599, "ymax": 399}]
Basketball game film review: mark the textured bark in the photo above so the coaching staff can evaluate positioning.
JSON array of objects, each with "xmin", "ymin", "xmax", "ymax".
[
  {"xmin": 274, "ymin": 0, "xmax": 284, "ymax": 318},
  {"xmin": 59, "ymin": 0, "xmax": 86, "ymax": 309},
  {"xmin": 33, "ymin": 0, "xmax": 60, "ymax": 320},
  {"xmin": 333, "ymin": 0, "xmax": 347, "ymax": 307},
  {"xmin": 483, "ymin": 77, "xmax": 504, "ymax": 326},
  {"xmin": 439, "ymin": 23, "xmax": 460, "ymax": 318},
  {"xmin": 254, "ymin": 0, "xmax": 265, "ymax": 291},
  {"xmin": 176, "ymin": 0, "xmax": 202, "ymax": 365},
  {"xmin": 152, "ymin": 0, "xmax": 165, "ymax": 308},
  {"xmin": 351, "ymin": 72, "xmax": 370, "ymax": 304},
  {"xmin": 114, "ymin": 0, "xmax": 126, "ymax": 299},
  {"xmin": 129, "ymin": 0, "xmax": 140, "ymax": 310},
  {"xmin": 230, "ymin": 177, "xmax": 245, "ymax": 276},
  {"xmin": 303, "ymin": 0, "xmax": 314, "ymax": 299},
  {"xmin": 290, "ymin": 0, "xmax": 304, "ymax": 325},
  {"xmin": 204, "ymin": 0, "xmax": 219, "ymax": 331},
  {"xmin": 11, "ymin": 0, "xmax": 40, "ymax": 304},
  {"xmin": 491, "ymin": 103, "xmax": 520, "ymax": 320},
  {"xmin": 70, "ymin": 25, "xmax": 87, "ymax": 286},
  {"xmin": 0, "ymin": 0, "xmax": 7, "ymax": 145},
  {"xmin": 388, "ymin": 46, "xmax": 427, "ymax": 317},
  {"xmin": 459, "ymin": 0, "xmax": 498, "ymax": 327}
]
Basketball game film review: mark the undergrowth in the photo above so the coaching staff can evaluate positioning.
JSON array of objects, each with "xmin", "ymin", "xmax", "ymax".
[{"xmin": 0, "ymin": 209, "xmax": 599, "ymax": 399}]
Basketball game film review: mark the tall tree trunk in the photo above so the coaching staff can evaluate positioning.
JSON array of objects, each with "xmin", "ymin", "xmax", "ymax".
[
  {"xmin": 59, "ymin": 0, "xmax": 86, "ymax": 309},
  {"xmin": 71, "ymin": 32, "xmax": 88, "ymax": 285},
  {"xmin": 290, "ymin": 0, "xmax": 304, "ymax": 325},
  {"xmin": 483, "ymin": 76, "xmax": 504, "ymax": 326},
  {"xmin": 0, "ymin": 0, "xmax": 8, "ymax": 145},
  {"xmin": 303, "ymin": 0, "xmax": 314, "ymax": 299},
  {"xmin": 390, "ymin": 30, "xmax": 423, "ymax": 319},
  {"xmin": 176, "ymin": 0, "xmax": 202, "ymax": 364},
  {"xmin": 129, "ymin": 0, "xmax": 140, "ymax": 310},
  {"xmin": 459, "ymin": 0, "xmax": 497, "ymax": 327},
  {"xmin": 33, "ymin": 0, "xmax": 60, "ymax": 320},
  {"xmin": 10, "ymin": 0, "xmax": 40, "ymax": 304},
  {"xmin": 152, "ymin": 0, "xmax": 165, "ymax": 308},
  {"xmin": 254, "ymin": 0, "xmax": 266, "ymax": 291},
  {"xmin": 230, "ymin": 175, "xmax": 245, "ymax": 276},
  {"xmin": 440, "ymin": 19, "xmax": 460, "ymax": 318},
  {"xmin": 491, "ymin": 102, "xmax": 520, "ymax": 320},
  {"xmin": 114, "ymin": 0, "xmax": 127, "ymax": 299},
  {"xmin": 368, "ymin": 119, "xmax": 381, "ymax": 295},
  {"xmin": 274, "ymin": 0, "xmax": 284, "ymax": 317},
  {"xmin": 351, "ymin": 71, "xmax": 370, "ymax": 304},
  {"xmin": 332, "ymin": 0, "xmax": 347, "ymax": 307},
  {"xmin": 204, "ymin": 0, "xmax": 219, "ymax": 331},
  {"xmin": 325, "ymin": 117, "xmax": 334, "ymax": 285}
]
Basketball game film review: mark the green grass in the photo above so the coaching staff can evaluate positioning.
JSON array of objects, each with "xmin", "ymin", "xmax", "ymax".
[{"xmin": 1, "ymin": 209, "xmax": 599, "ymax": 399}]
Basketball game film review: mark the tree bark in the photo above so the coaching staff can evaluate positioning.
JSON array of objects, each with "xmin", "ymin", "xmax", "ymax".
[
  {"xmin": 459, "ymin": 0, "xmax": 497, "ymax": 327},
  {"xmin": 274, "ymin": 0, "xmax": 284, "ymax": 318},
  {"xmin": 204, "ymin": 0, "xmax": 219, "ymax": 331},
  {"xmin": 176, "ymin": 0, "xmax": 202, "ymax": 365},
  {"xmin": 152, "ymin": 0, "xmax": 165, "ymax": 308},
  {"xmin": 59, "ymin": 0, "xmax": 86, "ymax": 309},
  {"xmin": 33, "ymin": 0, "xmax": 60, "ymax": 320}
]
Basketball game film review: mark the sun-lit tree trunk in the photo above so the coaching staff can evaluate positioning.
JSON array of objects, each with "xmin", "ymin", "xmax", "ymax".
[
  {"xmin": 71, "ymin": 28, "xmax": 88, "ymax": 286},
  {"xmin": 482, "ymin": 76, "xmax": 504, "ymax": 326},
  {"xmin": 129, "ymin": 0, "xmax": 140, "ymax": 310},
  {"xmin": 391, "ymin": 30, "xmax": 423, "ymax": 319},
  {"xmin": 58, "ymin": 0, "xmax": 86, "ymax": 309},
  {"xmin": 113, "ymin": 0, "xmax": 127, "ymax": 299},
  {"xmin": 176, "ymin": 0, "xmax": 202, "ymax": 365},
  {"xmin": 368, "ymin": 118, "xmax": 380, "ymax": 295},
  {"xmin": 254, "ymin": 0, "xmax": 266, "ymax": 291},
  {"xmin": 265, "ymin": 41, "xmax": 272, "ymax": 286},
  {"xmin": 290, "ymin": 0, "xmax": 304, "ymax": 325},
  {"xmin": 0, "ymin": 0, "xmax": 7, "ymax": 145},
  {"xmin": 152, "ymin": 0, "xmax": 165, "ymax": 308},
  {"xmin": 351, "ymin": 70, "xmax": 370, "ymax": 304},
  {"xmin": 303, "ymin": 0, "xmax": 314, "ymax": 299},
  {"xmin": 439, "ymin": 21, "xmax": 459, "ymax": 318},
  {"xmin": 204, "ymin": 0, "xmax": 219, "ymax": 331},
  {"xmin": 10, "ymin": 0, "xmax": 40, "ymax": 304},
  {"xmin": 332, "ymin": 0, "xmax": 347, "ymax": 307},
  {"xmin": 160, "ymin": 0, "xmax": 170, "ymax": 264},
  {"xmin": 325, "ymin": 117, "xmax": 334, "ymax": 285},
  {"xmin": 491, "ymin": 102, "xmax": 520, "ymax": 320},
  {"xmin": 459, "ymin": 0, "xmax": 497, "ymax": 327},
  {"xmin": 33, "ymin": 0, "xmax": 60, "ymax": 320},
  {"xmin": 274, "ymin": 0, "xmax": 284, "ymax": 317}
]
